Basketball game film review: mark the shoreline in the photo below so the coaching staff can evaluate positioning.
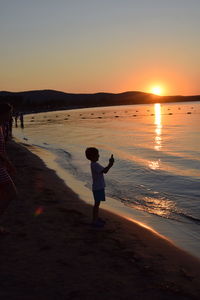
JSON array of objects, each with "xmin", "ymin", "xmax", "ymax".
[
  {"xmin": 18, "ymin": 138, "xmax": 200, "ymax": 259},
  {"xmin": 1, "ymin": 140, "xmax": 200, "ymax": 299}
]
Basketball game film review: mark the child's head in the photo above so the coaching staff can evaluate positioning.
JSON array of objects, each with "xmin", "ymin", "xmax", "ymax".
[
  {"xmin": 85, "ymin": 147, "xmax": 99, "ymax": 162},
  {"xmin": 0, "ymin": 103, "xmax": 12, "ymax": 125}
]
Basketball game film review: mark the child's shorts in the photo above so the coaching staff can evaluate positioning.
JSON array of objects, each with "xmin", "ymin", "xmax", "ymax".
[{"xmin": 93, "ymin": 189, "xmax": 105, "ymax": 202}]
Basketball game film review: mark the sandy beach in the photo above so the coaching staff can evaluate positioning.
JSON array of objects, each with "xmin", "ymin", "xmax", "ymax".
[{"xmin": 0, "ymin": 140, "xmax": 200, "ymax": 300}]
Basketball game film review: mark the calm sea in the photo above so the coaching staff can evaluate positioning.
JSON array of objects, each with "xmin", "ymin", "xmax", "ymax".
[{"xmin": 13, "ymin": 101, "xmax": 200, "ymax": 257}]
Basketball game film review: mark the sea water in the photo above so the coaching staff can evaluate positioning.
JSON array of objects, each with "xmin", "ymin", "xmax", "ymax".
[{"xmin": 13, "ymin": 101, "xmax": 200, "ymax": 257}]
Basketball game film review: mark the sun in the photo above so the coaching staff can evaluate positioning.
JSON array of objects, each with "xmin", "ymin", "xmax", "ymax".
[{"xmin": 151, "ymin": 86, "xmax": 163, "ymax": 96}]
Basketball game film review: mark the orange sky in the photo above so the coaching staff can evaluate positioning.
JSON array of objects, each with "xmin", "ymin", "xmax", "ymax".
[{"xmin": 0, "ymin": 1, "xmax": 199, "ymax": 95}]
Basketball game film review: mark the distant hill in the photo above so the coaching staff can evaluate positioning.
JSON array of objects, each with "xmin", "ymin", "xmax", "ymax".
[{"xmin": 0, "ymin": 89, "xmax": 200, "ymax": 113}]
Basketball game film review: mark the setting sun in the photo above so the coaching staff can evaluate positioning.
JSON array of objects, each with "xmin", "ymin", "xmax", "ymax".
[{"xmin": 151, "ymin": 86, "xmax": 163, "ymax": 96}]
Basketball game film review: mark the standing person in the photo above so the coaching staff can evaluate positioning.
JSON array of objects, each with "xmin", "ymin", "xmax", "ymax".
[
  {"xmin": 2, "ymin": 120, "xmax": 9, "ymax": 141},
  {"xmin": 85, "ymin": 147, "xmax": 114, "ymax": 227},
  {"xmin": 19, "ymin": 112, "xmax": 24, "ymax": 129},
  {"xmin": 9, "ymin": 115, "xmax": 13, "ymax": 139},
  {"xmin": 0, "ymin": 103, "xmax": 17, "ymax": 233},
  {"xmin": 2, "ymin": 114, "xmax": 13, "ymax": 141},
  {"xmin": 14, "ymin": 112, "xmax": 18, "ymax": 128}
]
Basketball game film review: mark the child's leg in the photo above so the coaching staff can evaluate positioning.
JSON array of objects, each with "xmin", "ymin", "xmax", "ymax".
[{"xmin": 93, "ymin": 201, "xmax": 100, "ymax": 223}]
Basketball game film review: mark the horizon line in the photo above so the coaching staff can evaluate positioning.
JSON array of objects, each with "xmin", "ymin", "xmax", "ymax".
[{"xmin": 1, "ymin": 88, "xmax": 200, "ymax": 98}]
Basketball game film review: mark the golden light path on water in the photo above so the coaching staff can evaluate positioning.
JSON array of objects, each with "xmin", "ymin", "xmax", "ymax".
[
  {"xmin": 148, "ymin": 103, "xmax": 162, "ymax": 170},
  {"xmin": 147, "ymin": 103, "xmax": 175, "ymax": 218},
  {"xmin": 154, "ymin": 103, "xmax": 162, "ymax": 151}
]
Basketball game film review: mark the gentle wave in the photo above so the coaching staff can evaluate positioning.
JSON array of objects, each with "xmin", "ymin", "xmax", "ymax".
[
  {"xmin": 15, "ymin": 102, "xmax": 200, "ymax": 228},
  {"xmin": 41, "ymin": 144, "xmax": 200, "ymax": 226}
]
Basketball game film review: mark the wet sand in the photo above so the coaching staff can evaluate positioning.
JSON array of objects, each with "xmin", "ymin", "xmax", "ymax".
[{"xmin": 1, "ymin": 140, "xmax": 200, "ymax": 300}]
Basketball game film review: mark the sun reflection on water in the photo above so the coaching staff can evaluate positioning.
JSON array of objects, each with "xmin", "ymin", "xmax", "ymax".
[
  {"xmin": 126, "ymin": 196, "xmax": 177, "ymax": 219},
  {"xmin": 154, "ymin": 103, "xmax": 162, "ymax": 151},
  {"xmin": 141, "ymin": 196, "xmax": 176, "ymax": 219},
  {"xmin": 148, "ymin": 160, "xmax": 161, "ymax": 170},
  {"xmin": 148, "ymin": 103, "xmax": 162, "ymax": 170}
]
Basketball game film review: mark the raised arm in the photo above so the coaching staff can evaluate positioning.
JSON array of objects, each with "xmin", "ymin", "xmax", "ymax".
[{"xmin": 103, "ymin": 154, "xmax": 114, "ymax": 174}]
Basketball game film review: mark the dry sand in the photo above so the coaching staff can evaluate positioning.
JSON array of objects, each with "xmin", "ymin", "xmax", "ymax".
[{"xmin": 1, "ymin": 140, "xmax": 200, "ymax": 300}]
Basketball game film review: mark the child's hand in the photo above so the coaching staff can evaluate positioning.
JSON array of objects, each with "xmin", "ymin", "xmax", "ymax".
[{"xmin": 109, "ymin": 154, "xmax": 114, "ymax": 164}]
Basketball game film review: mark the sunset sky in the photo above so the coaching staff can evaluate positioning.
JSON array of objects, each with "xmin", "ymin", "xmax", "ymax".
[{"xmin": 0, "ymin": 0, "xmax": 200, "ymax": 95}]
